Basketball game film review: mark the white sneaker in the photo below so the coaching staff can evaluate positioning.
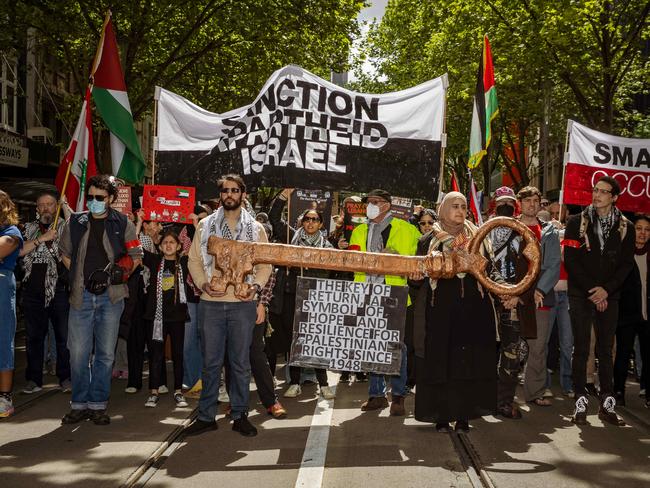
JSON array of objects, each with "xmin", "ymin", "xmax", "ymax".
[
  {"xmin": 640, "ymin": 389, "xmax": 646, "ymax": 397},
  {"xmin": 284, "ymin": 384, "xmax": 302, "ymax": 398},
  {"xmin": 0, "ymin": 396, "xmax": 14, "ymax": 418},
  {"xmin": 543, "ymin": 388, "xmax": 554, "ymax": 398},
  {"xmin": 158, "ymin": 385, "xmax": 169, "ymax": 394},
  {"xmin": 124, "ymin": 387, "xmax": 138, "ymax": 394},
  {"xmin": 218, "ymin": 385, "xmax": 230, "ymax": 403},
  {"xmin": 22, "ymin": 381, "xmax": 42, "ymax": 394},
  {"xmin": 145, "ymin": 395, "xmax": 159, "ymax": 408},
  {"xmin": 320, "ymin": 385, "xmax": 336, "ymax": 400}
]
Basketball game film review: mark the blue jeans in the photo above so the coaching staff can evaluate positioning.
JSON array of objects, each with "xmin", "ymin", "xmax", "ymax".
[
  {"xmin": 183, "ymin": 301, "xmax": 202, "ymax": 388},
  {"xmin": 546, "ymin": 290, "xmax": 573, "ymax": 393},
  {"xmin": 369, "ymin": 343, "xmax": 408, "ymax": 398},
  {"xmin": 198, "ymin": 300, "xmax": 256, "ymax": 422},
  {"xmin": 68, "ymin": 290, "xmax": 124, "ymax": 410},
  {"xmin": 0, "ymin": 271, "xmax": 17, "ymax": 371}
]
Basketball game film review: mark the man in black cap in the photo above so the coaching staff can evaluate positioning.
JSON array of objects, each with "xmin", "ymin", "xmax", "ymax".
[{"xmin": 344, "ymin": 189, "xmax": 421, "ymax": 416}]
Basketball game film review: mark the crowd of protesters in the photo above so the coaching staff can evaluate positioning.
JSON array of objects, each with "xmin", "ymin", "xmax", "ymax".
[{"xmin": 0, "ymin": 173, "xmax": 647, "ymax": 438}]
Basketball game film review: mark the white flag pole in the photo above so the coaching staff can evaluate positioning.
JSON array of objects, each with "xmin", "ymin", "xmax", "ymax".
[{"xmin": 558, "ymin": 119, "xmax": 573, "ymax": 211}]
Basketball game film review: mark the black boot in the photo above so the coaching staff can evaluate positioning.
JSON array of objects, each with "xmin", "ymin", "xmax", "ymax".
[
  {"xmin": 233, "ymin": 413, "xmax": 258, "ymax": 437},
  {"xmin": 571, "ymin": 396, "xmax": 589, "ymax": 425},
  {"xmin": 598, "ymin": 396, "xmax": 625, "ymax": 426}
]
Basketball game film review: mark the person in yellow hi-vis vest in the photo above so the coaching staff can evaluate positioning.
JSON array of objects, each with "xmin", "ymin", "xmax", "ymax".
[{"xmin": 340, "ymin": 189, "xmax": 421, "ymax": 416}]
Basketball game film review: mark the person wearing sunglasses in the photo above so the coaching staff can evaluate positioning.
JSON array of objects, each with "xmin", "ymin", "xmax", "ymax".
[
  {"xmin": 267, "ymin": 188, "xmax": 336, "ymax": 401},
  {"xmin": 564, "ymin": 175, "xmax": 636, "ymax": 426},
  {"xmin": 417, "ymin": 209, "xmax": 438, "ymax": 235},
  {"xmin": 59, "ymin": 175, "xmax": 143, "ymax": 426},
  {"xmin": 185, "ymin": 174, "xmax": 272, "ymax": 438}
]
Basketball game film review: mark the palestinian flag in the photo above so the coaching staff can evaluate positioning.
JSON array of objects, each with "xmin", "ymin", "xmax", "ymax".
[
  {"xmin": 468, "ymin": 35, "xmax": 498, "ymax": 169},
  {"xmin": 55, "ymin": 87, "xmax": 97, "ymax": 212},
  {"xmin": 91, "ymin": 13, "xmax": 145, "ymax": 184}
]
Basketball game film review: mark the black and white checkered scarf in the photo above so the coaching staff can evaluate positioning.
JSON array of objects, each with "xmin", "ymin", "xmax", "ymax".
[
  {"xmin": 152, "ymin": 258, "xmax": 187, "ymax": 342},
  {"xmin": 199, "ymin": 206, "xmax": 258, "ymax": 282},
  {"xmin": 588, "ymin": 205, "xmax": 621, "ymax": 251},
  {"xmin": 22, "ymin": 221, "xmax": 62, "ymax": 306}
]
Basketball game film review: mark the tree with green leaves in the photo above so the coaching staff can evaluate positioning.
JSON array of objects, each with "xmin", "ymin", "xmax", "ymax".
[
  {"xmin": 2, "ymin": 0, "xmax": 365, "ymax": 172},
  {"xmin": 354, "ymin": 0, "xmax": 649, "ymax": 192}
]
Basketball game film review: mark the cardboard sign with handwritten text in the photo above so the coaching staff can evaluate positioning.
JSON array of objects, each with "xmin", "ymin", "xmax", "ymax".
[
  {"xmin": 112, "ymin": 186, "xmax": 132, "ymax": 215},
  {"xmin": 142, "ymin": 185, "xmax": 195, "ymax": 223}
]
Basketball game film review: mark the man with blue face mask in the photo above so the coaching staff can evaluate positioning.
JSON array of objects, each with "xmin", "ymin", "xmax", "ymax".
[
  {"xmin": 348, "ymin": 189, "xmax": 421, "ymax": 416},
  {"xmin": 59, "ymin": 175, "xmax": 143, "ymax": 426}
]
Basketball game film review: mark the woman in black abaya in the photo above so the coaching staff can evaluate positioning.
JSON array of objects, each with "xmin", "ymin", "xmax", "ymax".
[{"xmin": 412, "ymin": 192, "xmax": 503, "ymax": 433}]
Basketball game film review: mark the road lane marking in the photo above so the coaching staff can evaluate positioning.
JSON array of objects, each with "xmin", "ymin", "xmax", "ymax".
[{"xmin": 294, "ymin": 395, "xmax": 335, "ymax": 488}]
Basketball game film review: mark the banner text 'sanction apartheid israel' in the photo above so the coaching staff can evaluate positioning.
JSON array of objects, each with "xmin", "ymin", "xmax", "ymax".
[
  {"xmin": 564, "ymin": 120, "xmax": 650, "ymax": 213},
  {"xmin": 155, "ymin": 65, "xmax": 448, "ymax": 201}
]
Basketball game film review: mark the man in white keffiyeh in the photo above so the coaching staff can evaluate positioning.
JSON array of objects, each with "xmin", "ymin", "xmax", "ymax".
[
  {"xmin": 186, "ymin": 174, "xmax": 271, "ymax": 438},
  {"xmin": 19, "ymin": 191, "xmax": 72, "ymax": 394}
]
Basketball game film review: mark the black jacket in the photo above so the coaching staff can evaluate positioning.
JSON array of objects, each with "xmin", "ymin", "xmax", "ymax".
[
  {"xmin": 142, "ymin": 252, "xmax": 190, "ymax": 323},
  {"xmin": 564, "ymin": 209, "xmax": 635, "ymax": 301},
  {"xmin": 619, "ymin": 248, "xmax": 649, "ymax": 326}
]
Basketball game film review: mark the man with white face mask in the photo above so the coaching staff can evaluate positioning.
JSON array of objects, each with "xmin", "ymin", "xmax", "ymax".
[
  {"xmin": 59, "ymin": 175, "xmax": 143, "ymax": 426},
  {"xmin": 349, "ymin": 189, "xmax": 421, "ymax": 416}
]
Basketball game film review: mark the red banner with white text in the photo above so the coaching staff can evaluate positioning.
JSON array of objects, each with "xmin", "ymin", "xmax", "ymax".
[{"xmin": 564, "ymin": 120, "xmax": 650, "ymax": 213}]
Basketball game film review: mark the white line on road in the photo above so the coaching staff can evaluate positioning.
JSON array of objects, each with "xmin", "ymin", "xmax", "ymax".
[{"xmin": 294, "ymin": 395, "xmax": 335, "ymax": 488}]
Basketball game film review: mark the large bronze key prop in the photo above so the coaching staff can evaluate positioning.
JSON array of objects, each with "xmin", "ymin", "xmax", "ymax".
[{"xmin": 207, "ymin": 216, "xmax": 541, "ymax": 299}]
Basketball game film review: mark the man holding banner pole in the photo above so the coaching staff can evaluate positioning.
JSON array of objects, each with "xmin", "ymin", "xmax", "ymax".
[
  {"xmin": 564, "ymin": 176, "xmax": 635, "ymax": 426},
  {"xmin": 345, "ymin": 189, "xmax": 421, "ymax": 416}
]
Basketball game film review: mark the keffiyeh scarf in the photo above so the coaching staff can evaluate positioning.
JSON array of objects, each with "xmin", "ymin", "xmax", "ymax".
[
  {"xmin": 588, "ymin": 205, "xmax": 621, "ymax": 251},
  {"xmin": 23, "ymin": 221, "xmax": 62, "ymax": 306},
  {"xmin": 200, "ymin": 206, "xmax": 258, "ymax": 281},
  {"xmin": 291, "ymin": 227, "xmax": 331, "ymax": 248},
  {"xmin": 152, "ymin": 258, "xmax": 187, "ymax": 341}
]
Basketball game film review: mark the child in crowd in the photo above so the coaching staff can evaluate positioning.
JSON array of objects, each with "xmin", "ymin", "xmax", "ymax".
[{"xmin": 142, "ymin": 230, "xmax": 190, "ymax": 408}]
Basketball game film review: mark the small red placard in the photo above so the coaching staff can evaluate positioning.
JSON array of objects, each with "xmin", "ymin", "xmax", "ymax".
[{"xmin": 142, "ymin": 184, "xmax": 195, "ymax": 223}]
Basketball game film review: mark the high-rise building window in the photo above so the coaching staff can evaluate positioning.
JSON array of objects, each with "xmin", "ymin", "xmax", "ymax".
[{"xmin": 1, "ymin": 57, "xmax": 18, "ymax": 132}]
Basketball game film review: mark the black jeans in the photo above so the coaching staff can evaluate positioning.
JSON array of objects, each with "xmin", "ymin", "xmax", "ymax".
[
  {"xmin": 121, "ymin": 275, "xmax": 145, "ymax": 390},
  {"xmin": 147, "ymin": 321, "xmax": 185, "ymax": 391},
  {"xmin": 23, "ymin": 288, "xmax": 70, "ymax": 386},
  {"xmin": 496, "ymin": 310, "xmax": 525, "ymax": 407},
  {"xmin": 569, "ymin": 296, "xmax": 618, "ymax": 398},
  {"xmin": 614, "ymin": 320, "xmax": 649, "ymax": 394}
]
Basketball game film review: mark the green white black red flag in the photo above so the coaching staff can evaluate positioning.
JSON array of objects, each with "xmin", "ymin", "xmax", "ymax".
[
  {"xmin": 468, "ymin": 36, "xmax": 498, "ymax": 169},
  {"xmin": 91, "ymin": 13, "xmax": 145, "ymax": 184}
]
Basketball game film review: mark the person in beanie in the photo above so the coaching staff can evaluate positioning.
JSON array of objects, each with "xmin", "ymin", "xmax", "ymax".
[
  {"xmin": 345, "ymin": 189, "xmax": 421, "ymax": 416},
  {"xmin": 564, "ymin": 175, "xmax": 635, "ymax": 426}
]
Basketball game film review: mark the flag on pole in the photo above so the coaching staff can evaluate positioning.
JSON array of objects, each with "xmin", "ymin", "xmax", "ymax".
[
  {"xmin": 55, "ymin": 87, "xmax": 97, "ymax": 212},
  {"xmin": 468, "ymin": 35, "xmax": 498, "ymax": 169},
  {"xmin": 450, "ymin": 171, "xmax": 460, "ymax": 192},
  {"xmin": 468, "ymin": 172, "xmax": 483, "ymax": 226},
  {"xmin": 91, "ymin": 12, "xmax": 145, "ymax": 184}
]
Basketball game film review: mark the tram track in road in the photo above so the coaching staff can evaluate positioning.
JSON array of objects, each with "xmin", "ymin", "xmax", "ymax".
[
  {"xmin": 450, "ymin": 431, "xmax": 496, "ymax": 488},
  {"xmin": 121, "ymin": 407, "xmax": 197, "ymax": 488}
]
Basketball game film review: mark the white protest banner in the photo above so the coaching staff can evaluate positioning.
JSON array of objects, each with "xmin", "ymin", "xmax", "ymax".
[
  {"xmin": 155, "ymin": 65, "xmax": 447, "ymax": 201},
  {"xmin": 564, "ymin": 120, "xmax": 650, "ymax": 213},
  {"xmin": 289, "ymin": 277, "xmax": 407, "ymax": 374}
]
